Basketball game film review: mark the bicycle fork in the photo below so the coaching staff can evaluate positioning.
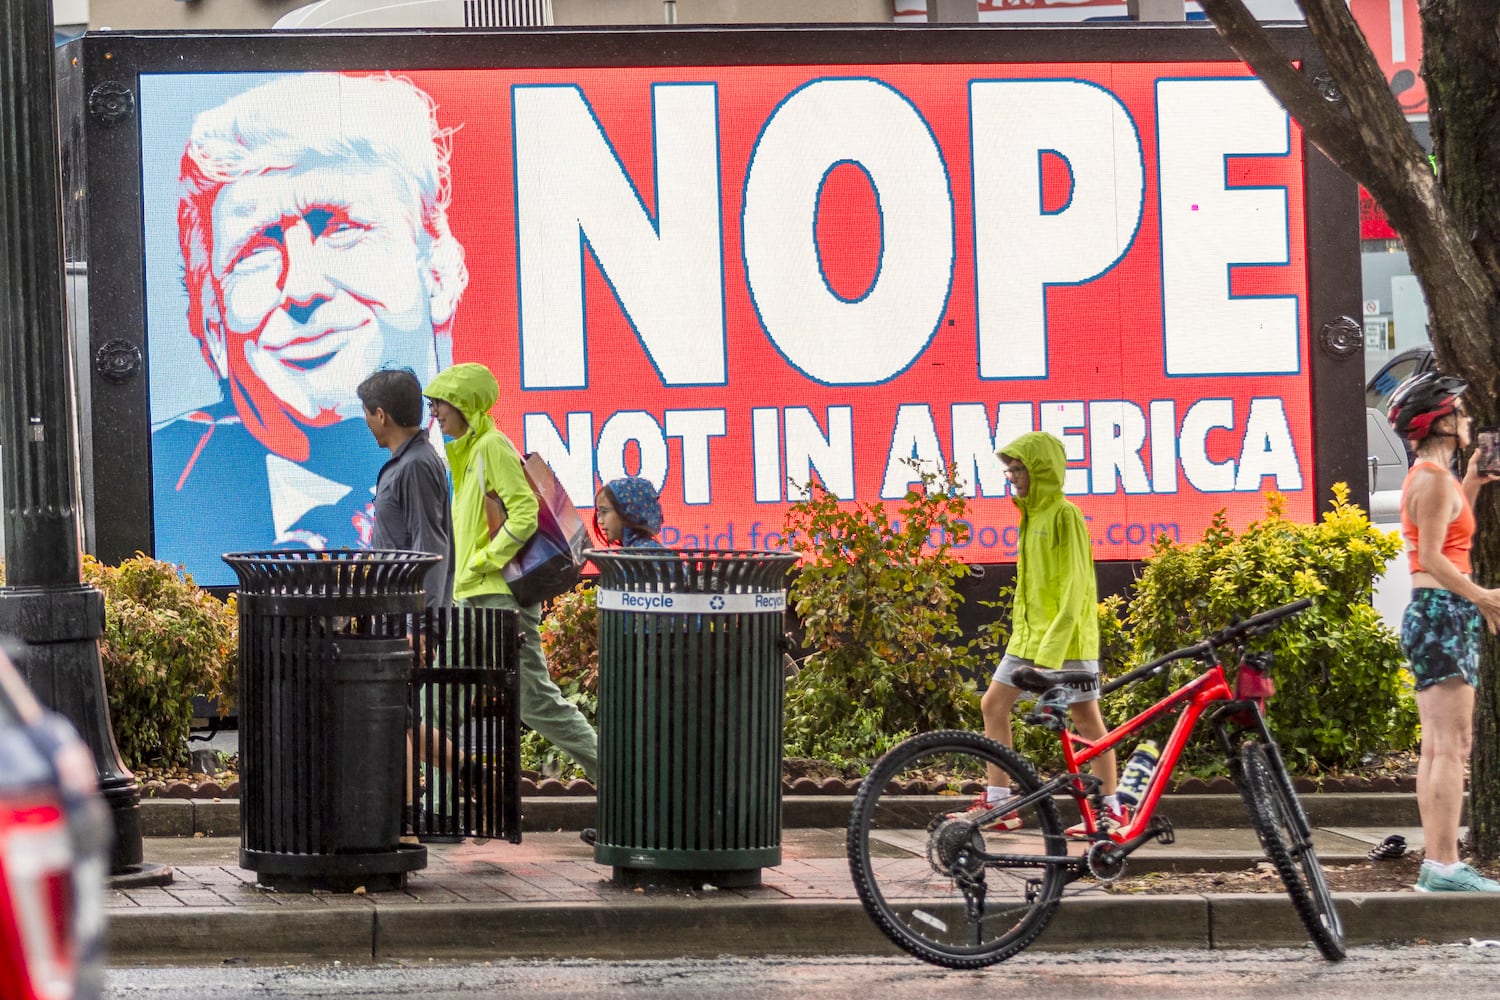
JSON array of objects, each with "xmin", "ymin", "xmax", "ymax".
[{"xmin": 1212, "ymin": 703, "xmax": 1316, "ymax": 844}]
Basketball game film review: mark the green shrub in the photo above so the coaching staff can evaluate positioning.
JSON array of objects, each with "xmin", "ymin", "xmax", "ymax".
[
  {"xmin": 81, "ymin": 553, "xmax": 237, "ymax": 770},
  {"xmin": 442, "ymin": 479, "xmax": 1415, "ymax": 782},
  {"xmin": 781, "ymin": 464, "xmax": 983, "ymax": 766},
  {"xmin": 529, "ymin": 585, "xmax": 599, "ymax": 779},
  {"xmin": 538, "ymin": 584, "xmax": 599, "ymax": 696},
  {"xmin": 1115, "ymin": 485, "xmax": 1414, "ymax": 774}
]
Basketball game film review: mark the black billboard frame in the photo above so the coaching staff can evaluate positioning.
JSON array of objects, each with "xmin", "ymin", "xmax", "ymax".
[{"xmin": 57, "ymin": 22, "xmax": 1362, "ymax": 605}]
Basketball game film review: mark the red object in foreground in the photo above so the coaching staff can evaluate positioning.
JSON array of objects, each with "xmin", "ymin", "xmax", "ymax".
[{"xmin": 0, "ymin": 652, "xmax": 108, "ymax": 1000}]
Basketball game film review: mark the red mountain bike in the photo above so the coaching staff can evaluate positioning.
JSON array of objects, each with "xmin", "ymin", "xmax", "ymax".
[{"xmin": 847, "ymin": 598, "xmax": 1345, "ymax": 969}]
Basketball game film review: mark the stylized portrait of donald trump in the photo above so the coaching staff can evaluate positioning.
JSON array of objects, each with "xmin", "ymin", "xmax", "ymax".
[{"xmin": 148, "ymin": 73, "xmax": 467, "ymax": 584}]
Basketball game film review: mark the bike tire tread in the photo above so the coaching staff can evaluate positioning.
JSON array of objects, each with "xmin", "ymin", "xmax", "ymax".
[
  {"xmin": 1235, "ymin": 739, "xmax": 1347, "ymax": 961},
  {"xmin": 846, "ymin": 729, "xmax": 1067, "ymax": 969}
]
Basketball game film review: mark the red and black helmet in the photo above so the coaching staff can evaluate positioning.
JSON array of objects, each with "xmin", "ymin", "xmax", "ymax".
[{"xmin": 1387, "ymin": 370, "xmax": 1469, "ymax": 441}]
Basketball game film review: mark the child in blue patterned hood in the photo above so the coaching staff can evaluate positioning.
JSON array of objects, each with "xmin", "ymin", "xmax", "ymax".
[{"xmin": 594, "ymin": 476, "xmax": 665, "ymax": 549}]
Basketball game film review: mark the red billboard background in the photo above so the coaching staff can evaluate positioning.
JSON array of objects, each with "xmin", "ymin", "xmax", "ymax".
[{"xmin": 383, "ymin": 61, "xmax": 1312, "ymax": 562}]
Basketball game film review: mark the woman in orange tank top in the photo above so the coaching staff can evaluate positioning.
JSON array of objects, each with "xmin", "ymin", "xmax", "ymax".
[{"xmin": 1388, "ymin": 371, "xmax": 1500, "ymax": 892}]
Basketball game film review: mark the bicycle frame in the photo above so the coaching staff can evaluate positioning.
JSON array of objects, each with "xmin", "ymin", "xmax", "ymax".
[
  {"xmin": 1061, "ymin": 656, "xmax": 1232, "ymax": 841},
  {"xmin": 960, "ymin": 656, "xmax": 1255, "ymax": 881},
  {"xmin": 969, "ymin": 652, "xmax": 1279, "ymax": 874},
  {"xmin": 955, "ymin": 599, "xmax": 1317, "ymax": 877}
]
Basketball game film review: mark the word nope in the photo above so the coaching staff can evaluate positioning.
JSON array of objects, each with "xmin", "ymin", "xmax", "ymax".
[{"xmin": 514, "ymin": 74, "xmax": 1298, "ymax": 389}]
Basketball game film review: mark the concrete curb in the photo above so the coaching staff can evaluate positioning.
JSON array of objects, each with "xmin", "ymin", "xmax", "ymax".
[
  {"xmin": 139, "ymin": 793, "xmax": 1428, "ymax": 837},
  {"xmin": 105, "ymin": 893, "xmax": 1500, "ymax": 965},
  {"xmin": 109, "ymin": 907, "xmax": 376, "ymax": 966}
]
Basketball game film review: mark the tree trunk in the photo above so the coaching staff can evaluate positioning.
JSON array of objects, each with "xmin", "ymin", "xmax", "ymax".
[{"xmin": 1421, "ymin": 1, "xmax": 1500, "ymax": 863}]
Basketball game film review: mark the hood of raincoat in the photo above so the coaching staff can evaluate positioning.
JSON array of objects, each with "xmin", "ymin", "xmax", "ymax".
[
  {"xmin": 424, "ymin": 362, "xmax": 498, "ymax": 467},
  {"xmin": 424, "ymin": 363, "xmax": 498, "ymax": 432},
  {"xmin": 998, "ymin": 430, "xmax": 1066, "ymax": 513}
]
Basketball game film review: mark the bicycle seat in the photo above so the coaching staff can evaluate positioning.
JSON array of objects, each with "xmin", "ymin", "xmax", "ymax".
[{"xmin": 1009, "ymin": 665, "xmax": 1099, "ymax": 695}]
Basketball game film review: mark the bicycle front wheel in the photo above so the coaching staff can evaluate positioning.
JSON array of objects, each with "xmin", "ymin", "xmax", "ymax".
[
  {"xmin": 1235, "ymin": 740, "xmax": 1346, "ymax": 960},
  {"xmin": 847, "ymin": 730, "xmax": 1069, "ymax": 969}
]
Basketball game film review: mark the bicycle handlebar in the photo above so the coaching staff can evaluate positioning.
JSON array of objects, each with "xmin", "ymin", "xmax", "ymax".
[{"xmin": 1098, "ymin": 598, "xmax": 1312, "ymax": 697}]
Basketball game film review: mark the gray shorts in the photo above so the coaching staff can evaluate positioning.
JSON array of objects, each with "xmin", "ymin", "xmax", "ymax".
[{"xmin": 992, "ymin": 654, "xmax": 1101, "ymax": 702}]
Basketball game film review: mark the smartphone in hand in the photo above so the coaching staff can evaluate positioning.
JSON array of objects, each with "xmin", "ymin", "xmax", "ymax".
[{"xmin": 1477, "ymin": 427, "xmax": 1500, "ymax": 477}]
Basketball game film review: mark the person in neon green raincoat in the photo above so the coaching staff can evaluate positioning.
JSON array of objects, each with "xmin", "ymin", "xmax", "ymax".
[
  {"xmin": 424, "ymin": 363, "xmax": 599, "ymax": 782},
  {"xmin": 952, "ymin": 431, "xmax": 1121, "ymax": 836}
]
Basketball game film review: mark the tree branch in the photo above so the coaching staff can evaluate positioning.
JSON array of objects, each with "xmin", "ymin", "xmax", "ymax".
[
  {"xmin": 1296, "ymin": 0, "xmax": 1444, "ymax": 236},
  {"xmin": 1196, "ymin": 0, "xmax": 1365, "ymax": 176},
  {"xmin": 1197, "ymin": 0, "xmax": 1500, "ymax": 398},
  {"xmin": 1197, "ymin": 0, "xmax": 1438, "ymax": 236}
]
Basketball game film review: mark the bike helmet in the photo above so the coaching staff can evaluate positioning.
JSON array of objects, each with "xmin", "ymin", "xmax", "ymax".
[{"xmin": 1387, "ymin": 370, "xmax": 1468, "ymax": 441}]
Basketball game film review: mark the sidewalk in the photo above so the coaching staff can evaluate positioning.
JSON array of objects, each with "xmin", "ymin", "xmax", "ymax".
[{"xmin": 106, "ymin": 794, "xmax": 1500, "ymax": 966}]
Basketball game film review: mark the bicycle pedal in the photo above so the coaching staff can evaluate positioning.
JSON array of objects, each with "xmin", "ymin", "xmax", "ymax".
[{"xmin": 1153, "ymin": 817, "xmax": 1176, "ymax": 846}]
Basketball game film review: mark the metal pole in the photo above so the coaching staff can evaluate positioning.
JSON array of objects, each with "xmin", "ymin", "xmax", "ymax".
[
  {"xmin": 0, "ymin": 0, "xmax": 164, "ymax": 884},
  {"xmin": 1128, "ymin": 0, "xmax": 1187, "ymax": 21},
  {"xmin": 926, "ymin": 0, "xmax": 979, "ymax": 22}
]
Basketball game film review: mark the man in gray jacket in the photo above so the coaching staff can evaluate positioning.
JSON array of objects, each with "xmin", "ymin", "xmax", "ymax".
[
  {"xmin": 359, "ymin": 367, "xmax": 456, "ymax": 840},
  {"xmin": 357, "ymin": 368, "xmax": 453, "ymax": 607}
]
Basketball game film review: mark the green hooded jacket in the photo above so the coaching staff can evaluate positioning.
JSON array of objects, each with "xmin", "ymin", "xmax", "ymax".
[
  {"xmin": 423, "ymin": 363, "xmax": 538, "ymax": 603},
  {"xmin": 998, "ymin": 431, "xmax": 1099, "ymax": 667}
]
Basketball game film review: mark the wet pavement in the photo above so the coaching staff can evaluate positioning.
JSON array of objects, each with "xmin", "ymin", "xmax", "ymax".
[{"xmin": 103, "ymin": 794, "xmax": 1500, "ymax": 966}]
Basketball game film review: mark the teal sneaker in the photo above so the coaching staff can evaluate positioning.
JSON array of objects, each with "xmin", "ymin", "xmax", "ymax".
[{"xmin": 1417, "ymin": 862, "xmax": 1500, "ymax": 893}]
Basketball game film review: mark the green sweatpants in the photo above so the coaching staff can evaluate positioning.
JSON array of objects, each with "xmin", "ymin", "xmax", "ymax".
[{"xmin": 459, "ymin": 592, "xmax": 599, "ymax": 781}]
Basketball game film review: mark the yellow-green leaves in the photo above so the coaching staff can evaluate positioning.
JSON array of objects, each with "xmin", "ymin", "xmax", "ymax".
[{"xmin": 84, "ymin": 553, "xmax": 236, "ymax": 770}]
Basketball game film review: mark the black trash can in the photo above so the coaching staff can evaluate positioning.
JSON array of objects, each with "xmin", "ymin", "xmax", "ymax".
[
  {"xmin": 223, "ymin": 549, "xmax": 437, "ymax": 892},
  {"xmin": 590, "ymin": 549, "xmax": 798, "ymax": 887}
]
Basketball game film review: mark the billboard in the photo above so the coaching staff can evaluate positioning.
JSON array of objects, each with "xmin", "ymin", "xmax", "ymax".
[{"xmin": 62, "ymin": 27, "xmax": 1360, "ymax": 589}]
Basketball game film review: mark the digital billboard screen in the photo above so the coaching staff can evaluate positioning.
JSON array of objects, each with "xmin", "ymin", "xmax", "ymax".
[{"xmin": 138, "ymin": 60, "xmax": 1314, "ymax": 587}]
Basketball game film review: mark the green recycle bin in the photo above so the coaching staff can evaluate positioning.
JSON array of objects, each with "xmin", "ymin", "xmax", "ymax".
[{"xmin": 589, "ymin": 549, "xmax": 798, "ymax": 887}]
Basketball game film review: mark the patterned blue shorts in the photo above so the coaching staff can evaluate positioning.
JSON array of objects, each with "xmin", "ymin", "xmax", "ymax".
[{"xmin": 1401, "ymin": 588, "xmax": 1480, "ymax": 691}]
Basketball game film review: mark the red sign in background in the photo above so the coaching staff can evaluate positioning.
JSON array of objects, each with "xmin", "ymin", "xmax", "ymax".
[{"xmin": 897, "ymin": 0, "xmax": 1428, "ymax": 116}]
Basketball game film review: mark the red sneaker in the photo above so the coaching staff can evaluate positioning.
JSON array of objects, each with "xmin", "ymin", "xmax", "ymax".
[{"xmin": 947, "ymin": 795, "xmax": 1023, "ymax": 832}]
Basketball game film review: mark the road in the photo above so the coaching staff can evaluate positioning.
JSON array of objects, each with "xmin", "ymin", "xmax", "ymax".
[{"xmin": 107, "ymin": 945, "xmax": 1500, "ymax": 998}]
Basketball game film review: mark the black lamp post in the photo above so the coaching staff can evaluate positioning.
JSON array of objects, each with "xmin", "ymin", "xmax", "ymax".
[{"xmin": 0, "ymin": 0, "xmax": 167, "ymax": 884}]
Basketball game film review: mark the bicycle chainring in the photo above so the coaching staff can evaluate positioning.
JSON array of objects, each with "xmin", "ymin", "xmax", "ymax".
[{"xmin": 1085, "ymin": 840, "xmax": 1128, "ymax": 883}]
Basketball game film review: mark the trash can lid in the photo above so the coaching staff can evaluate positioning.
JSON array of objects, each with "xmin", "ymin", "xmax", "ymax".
[
  {"xmin": 589, "ymin": 549, "xmax": 797, "ymax": 592},
  {"xmin": 222, "ymin": 549, "xmax": 440, "ymax": 596}
]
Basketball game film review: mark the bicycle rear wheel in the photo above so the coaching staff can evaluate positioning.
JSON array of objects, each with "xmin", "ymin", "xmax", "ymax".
[
  {"xmin": 1235, "ymin": 739, "xmax": 1346, "ymax": 960},
  {"xmin": 847, "ymin": 729, "xmax": 1069, "ymax": 969}
]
